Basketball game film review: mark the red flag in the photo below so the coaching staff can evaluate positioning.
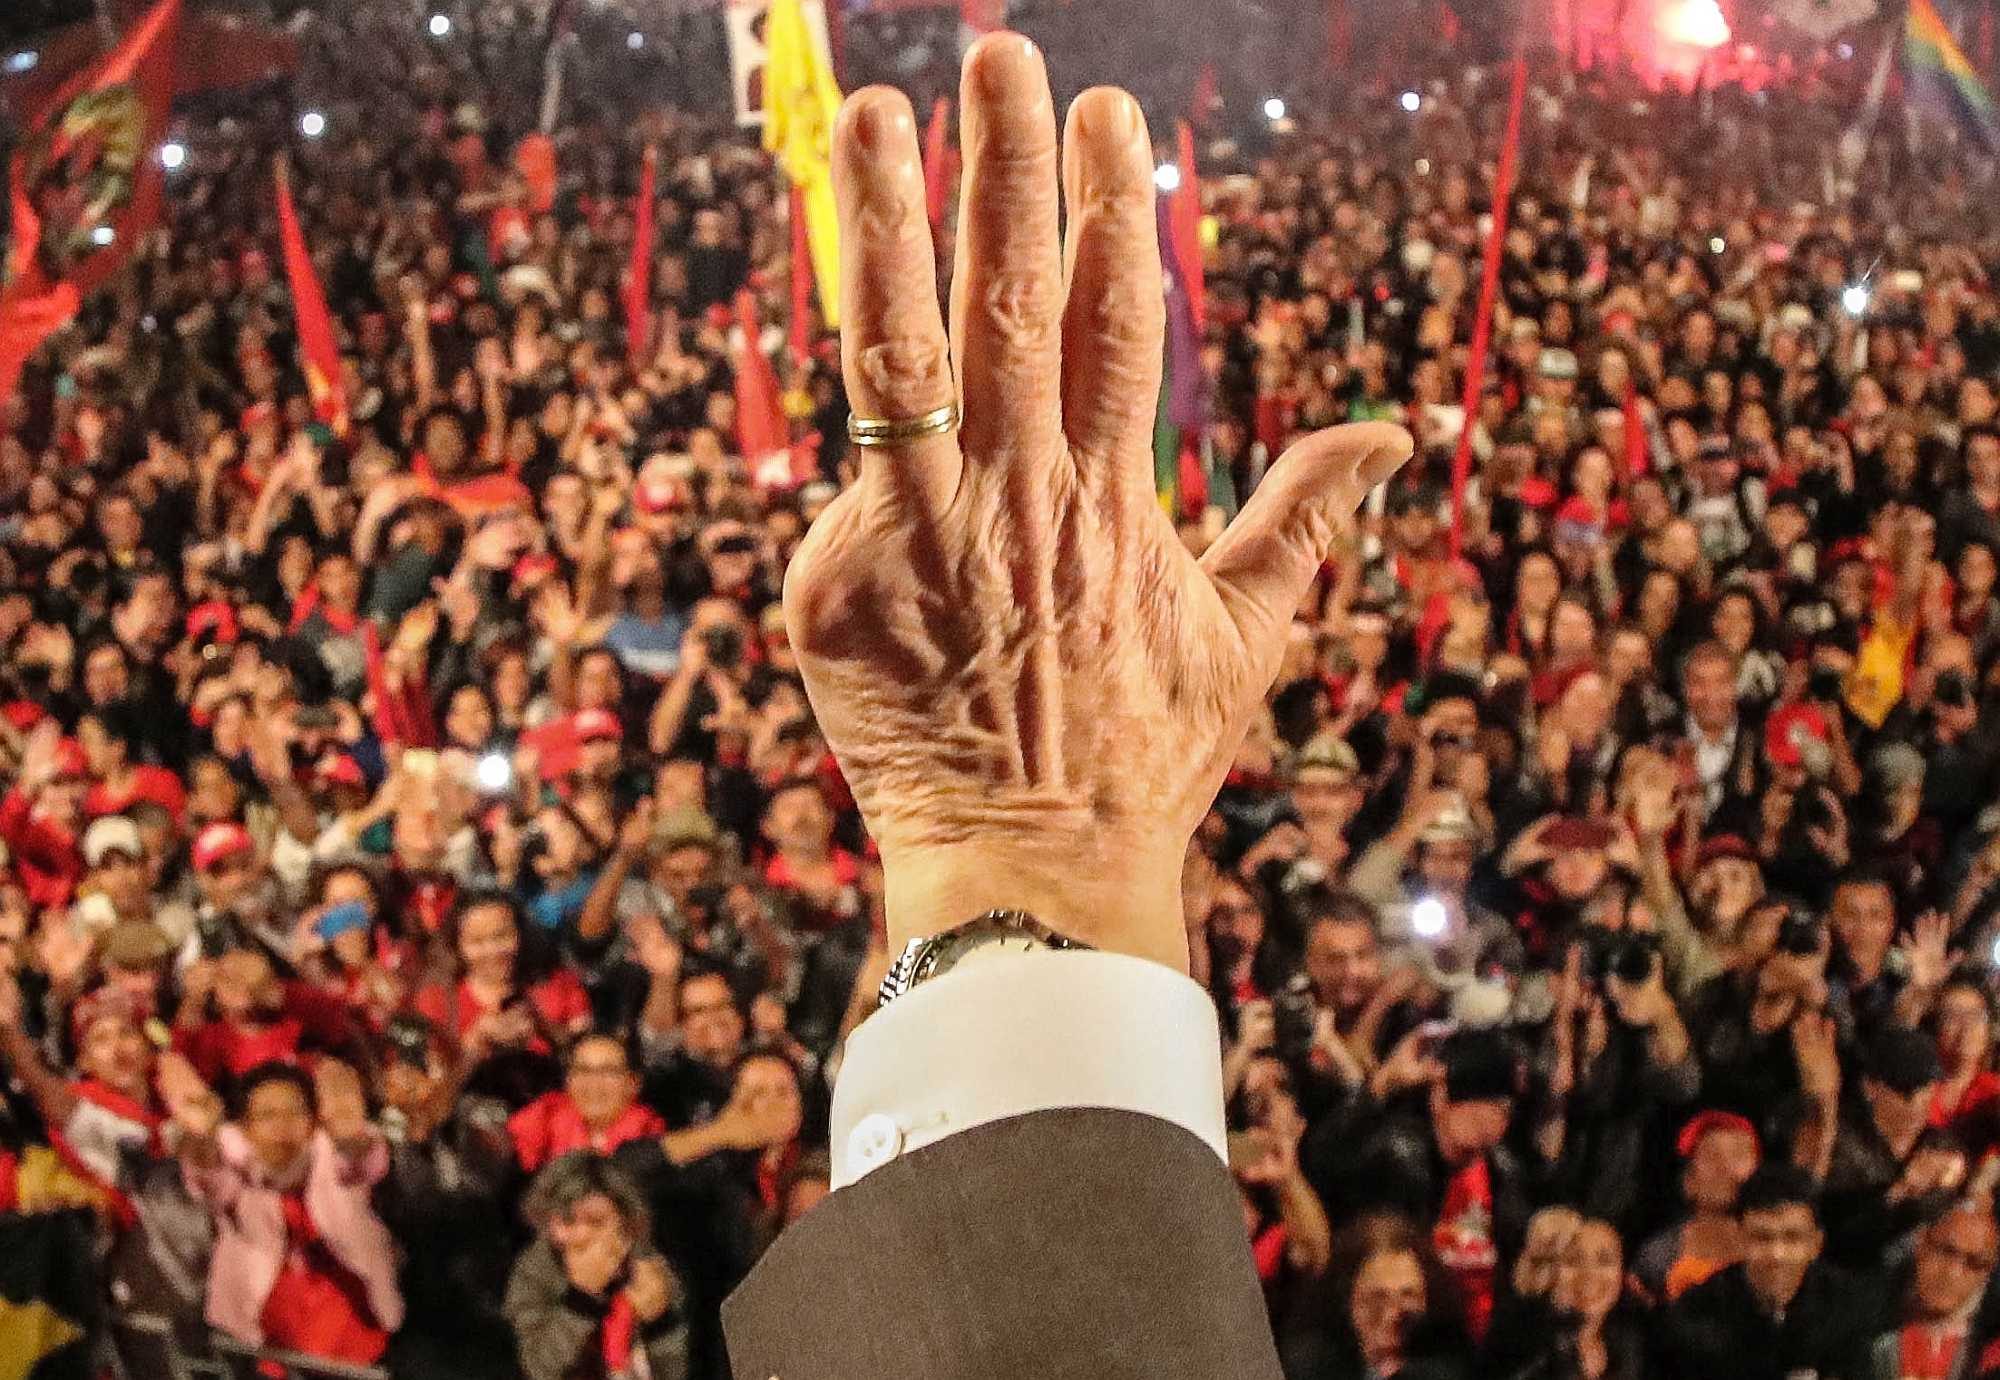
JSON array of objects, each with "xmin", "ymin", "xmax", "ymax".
[
  {"xmin": 1191, "ymin": 63, "xmax": 1221, "ymax": 127},
  {"xmin": 733, "ymin": 290, "xmax": 788, "ymax": 478},
  {"xmin": 1177, "ymin": 438, "xmax": 1208, "ymax": 520},
  {"xmin": 789, "ymin": 183, "xmax": 812, "ymax": 370},
  {"xmin": 1447, "ymin": 54, "xmax": 1526, "ymax": 560},
  {"xmin": 961, "ymin": 0, "xmax": 1007, "ymax": 37},
  {"xmin": 514, "ymin": 134, "xmax": 558, "ymax": 216},
  {"xmin": 623, "ymin": 146, "xmax": 657, "ymax": 367},
  {"xmin": 274, "ymin": 160, "xmax": 348, "ymax": 437},
  {"xmin": 1621, "ymin": 375, "xmax": 1649, "ymax": 481},
  {"xmin": 922, "ymin": 97, "xmax": 952, "ymax": 231},
  {"xmin": 0, "ymin": 0, "xmax": 182, "ymax": 403},
  {"xmin": 1169, "ymin": 122, "xmax": 1205, "ymax": 331},
  {"xmin": 1, "ymin": 7, "xmax": 290, "ymax": 113},
  {"xmin": 1328, "ymin": 0, "xmax": 1352, "ymax": 69}
]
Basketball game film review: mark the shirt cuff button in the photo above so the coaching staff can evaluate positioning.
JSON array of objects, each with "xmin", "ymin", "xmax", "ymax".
[{"xmin": 846, "ymin": 1113, "xmax": 904, "ymax": 1177}]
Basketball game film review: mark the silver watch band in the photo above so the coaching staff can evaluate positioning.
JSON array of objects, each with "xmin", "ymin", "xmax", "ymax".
[{"xmin": 877, "ymin": 909, "xmax": 1090, "ymax": 1007}]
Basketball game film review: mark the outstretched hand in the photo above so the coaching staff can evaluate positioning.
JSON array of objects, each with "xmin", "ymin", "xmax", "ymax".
[{"xmin": 785, "ymin": 35, "xmax": 1411, "ymax": 967}]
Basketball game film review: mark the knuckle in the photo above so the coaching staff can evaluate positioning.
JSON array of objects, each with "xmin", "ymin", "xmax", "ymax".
[
  {"xmin": 982, "ymin": 271, "xmax": 1062, "ymax": 352},
  {"xmin": 855, "ymin": 333, "xmax": 952, "ymax": 417}
]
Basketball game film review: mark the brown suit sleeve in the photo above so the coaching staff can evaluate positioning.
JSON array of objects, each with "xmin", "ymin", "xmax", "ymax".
[{"xmin": 723, "ymin": 1107, "xmax": 1284, "ymax": 1380}]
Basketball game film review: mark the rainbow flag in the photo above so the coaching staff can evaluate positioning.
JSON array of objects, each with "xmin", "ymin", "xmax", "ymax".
[{"xmin": 1905, "ymin": 0, "xmax": 2000, "ymax": 149}]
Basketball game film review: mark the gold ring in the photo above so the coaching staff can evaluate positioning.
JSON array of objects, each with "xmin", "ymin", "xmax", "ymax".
[{"xmin": 847, "ymin": 400, "xmax": 961, "ymax": 448}]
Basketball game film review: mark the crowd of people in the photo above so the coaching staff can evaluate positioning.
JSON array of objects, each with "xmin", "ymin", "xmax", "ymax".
[{"xmin": 4, "ymin": 1, "xmax": 2000, "ymax": 1377}]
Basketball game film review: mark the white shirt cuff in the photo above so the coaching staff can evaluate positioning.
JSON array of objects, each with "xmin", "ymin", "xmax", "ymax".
[{"xmin": 827, "ymin": 948, "xmax": 1227, "ymax": 1189}]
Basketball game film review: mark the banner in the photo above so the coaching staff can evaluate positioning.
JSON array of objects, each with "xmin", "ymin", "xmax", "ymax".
[
  {"xmin": 1447, "ymin": 54, "xmax": 1526, "ymax": 560},
  {"xmin": 762, "ymin": 0, "xmax": 843, "ymax": 328},
  {"xmin": 1906, "ymin": 0, "xmax": 2000, "ymax": 149},
  {"xmin": 0, "ymin": 0, "xmax": 182, "ymax": 403},
  {"xmin": 0, "ymin": 6, "xmax": 288, "ymax": 114},
  {"xmin": 274, "ymin": 160, "xmax": 348, "ymax": 437},
  {"xmin": 624, "ymin": 146, "xmax": 657, "ymax": 366},
  {"xmin": 725, "ymin": 0, "xmax": 837, "ymax": 130}
]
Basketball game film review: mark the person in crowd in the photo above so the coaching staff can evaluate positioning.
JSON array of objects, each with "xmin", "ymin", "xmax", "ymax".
[
  {"xmin": 168, "ymin": 1058, "xmax": 403, "ymax": 1366},
  {"xmin": 1280, "ymin": 1213, "xmax": 1473, "ymax": 1380},
  {"xmin": 1660, "ymin": 1165, "xmax": 1881, "ymax": 1379},
  {"xmin": 1631, "ymin": 1110, "xmax": 1761, "ymax": 1302},
  {"xmin": 504, "ymin": 1150, "xmax": 690, "ymax": 1380}
]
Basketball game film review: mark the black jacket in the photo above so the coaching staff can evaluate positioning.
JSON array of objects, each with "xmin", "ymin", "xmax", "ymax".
[{"xmin": 1658, "ymin": 1261, "xmax": 1885, "ymax": 1380}]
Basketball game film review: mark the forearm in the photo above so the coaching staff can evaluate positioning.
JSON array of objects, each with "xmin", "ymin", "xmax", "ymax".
[
  {"xmin": 648, "ymin": 670, "xmax": 699, "ymax": 755},
  {"xmin": 1893, "ymin": 978, "xmax": 1942, "ymax": 1029},
  {"xmin": 1794, "ymin": 1094, "xmax": 1838, "ymax": 1180},
  {"xmin": 576, "ymin": 854, "xmax": 632, "ymax": 944},
  {"xmin": 638, "ymin": 971, "xmax": 679, "ymax": 1040},
  {"xmin": 1275, "ymin": 1171, "xmax": 1332, "ymax": 1276},
  {"xmin": 660, "ymin": 1120, "xmax": 728, "ymax": 1167}
]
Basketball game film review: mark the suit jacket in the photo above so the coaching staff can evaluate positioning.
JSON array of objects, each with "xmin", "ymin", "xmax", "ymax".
[{"xmin": 722, "ymin": 1106, "xmax": 1283, "ymax": 1379}]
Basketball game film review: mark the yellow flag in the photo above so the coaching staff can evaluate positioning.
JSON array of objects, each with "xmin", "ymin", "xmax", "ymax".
[{"xmin": 762, "ymin": 0, "xmax": 842, "ymax": 328}]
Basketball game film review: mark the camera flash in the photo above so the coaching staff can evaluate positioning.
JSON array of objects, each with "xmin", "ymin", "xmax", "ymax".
[{"xmin": 1412, "ymin": 897, "xmax": 1448, "ymax": 939}]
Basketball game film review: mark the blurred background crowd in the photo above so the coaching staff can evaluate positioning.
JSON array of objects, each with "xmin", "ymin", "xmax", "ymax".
[{"xmin": 7, "ymin": 0, "xmax": 2000, "ymax": 1377}]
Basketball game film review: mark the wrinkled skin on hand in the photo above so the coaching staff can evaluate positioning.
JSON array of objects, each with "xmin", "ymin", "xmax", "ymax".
[{"xmin": 785, "ymin": 35, "xmax": 1410, "ymax": 966}]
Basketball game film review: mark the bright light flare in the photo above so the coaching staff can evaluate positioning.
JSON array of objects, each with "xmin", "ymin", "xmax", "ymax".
[
  {"xmin": 428, "ymin": 13, "xmax": 451, "ymax": 37},
  {"xmin": 1660, "ymin": 0, "xmax": 1731, "ymax": 49},
  {"xmin": 1400, "ymin": 90, "xmax": 1422, "ymax": 113},
  {"xmin": 4, "ymin": 50, "xmax": 38, "ymax": 74},
  {"xmin": 1153, "ymin": 161, "xmax": 1181, "ymax": 193},
  {"xmin": 300, "ymin": 111, "xmax": 326, "ymax": 138},
  {"xmin": 1263, "ymin": 96, "xmax": 1286, "ymax": 121},
  {"xmin": 1842, "ymin": 282, "xmax": 1872, "ymax": 317},
  {"xmin": 1411, "ymin": 897, "xmax": 1449, "ymax": 940},
  {"xmin": 160, "ymin": 142, "xmax": 188, "ymax": 171}
]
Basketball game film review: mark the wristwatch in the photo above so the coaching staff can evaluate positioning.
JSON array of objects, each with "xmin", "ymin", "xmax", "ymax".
[{"xmin": 877, "ymin": 909, "xmax": 1092, "ymax": 1007}]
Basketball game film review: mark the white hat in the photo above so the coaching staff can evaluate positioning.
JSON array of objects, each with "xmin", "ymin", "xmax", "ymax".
[{"xmin": 83, "ymin": 816, "xmax": 143, "ymax": 868}]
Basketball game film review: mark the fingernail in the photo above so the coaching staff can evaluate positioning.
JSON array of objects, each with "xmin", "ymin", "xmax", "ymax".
[
  {"xmin": 976, "ymin": 34, "xmax": 1040, "ymax": 100},
  {"xmin": 1080, "ymin": 90, "xmax": 1139, "ymax": 145},
  {"xmin": 855, "ymin": 96, "xmax": 900, "ymax": 153}
]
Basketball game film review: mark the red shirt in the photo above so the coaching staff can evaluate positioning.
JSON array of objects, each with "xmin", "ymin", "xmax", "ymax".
[
  {"xmin": 84, "ymin": 766, "xmax": 187, "ymax": 823},
  {"xmin": 412, "ymin": 970, "xmax": 591, "ymax": 1054},
  {"xmin": 1433, "ymin": 1158, "xmax": 1499, "ymax": 1343},
  {"xmin": 0, "ymin": 790, "xmax": 82, "ymax": 911},
  {"xmin": 258, "ymin": 1192, "xmax": 390, "ymax": 1365},
  {"xmin": 506, "ymin": 1092, "xmax": 666, "ymax": 1173}
]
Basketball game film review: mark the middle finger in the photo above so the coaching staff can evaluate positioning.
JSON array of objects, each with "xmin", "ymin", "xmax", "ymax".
[{"xmin": 951, "ymin": 34, "xmax": 1064, "ymax": 475}]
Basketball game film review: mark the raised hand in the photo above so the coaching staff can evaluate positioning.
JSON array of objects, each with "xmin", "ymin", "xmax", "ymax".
[{"xmin": 786, "ymin": 38, "xmax": 1410, "ymax": 969}]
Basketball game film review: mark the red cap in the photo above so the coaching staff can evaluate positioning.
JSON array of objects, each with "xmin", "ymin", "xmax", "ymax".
[
  {"xmin": 1676, "ymin": 1109, "xmax": 1760, "ymax": 1160},
  {"xmin": 1696, "ymin": 833, "xmax": 1757, "ymax": 868},
  {"xmin": 572, "ymin": 708, "xmax": 622, "ymax": 743},
  {"xmin": 50, "ymin": 738, "xmax": 89, "ymax": 781},
  {"xmin": 511, "ymin": 553, "xmax": 559, "ymax": 590},
  {"xmin": 186, "ymin": 600, "xmax": 240, "ymax": 645},
  {"xmin": 1764, "ymin": 702, "xmax": 1829, "ymax": 768},
  {"xmin": 191, "ymin": 822, "xmax": 255, "ymax": 873},
  {"xmin": 317, "ymin": 755, "xmax": 366, "ymax": 789}
]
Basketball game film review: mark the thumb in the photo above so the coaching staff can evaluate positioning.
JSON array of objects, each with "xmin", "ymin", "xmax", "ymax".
[{"xmin": 1199, "ymin": 422, "xmax": 1412, "ymax": 683}]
